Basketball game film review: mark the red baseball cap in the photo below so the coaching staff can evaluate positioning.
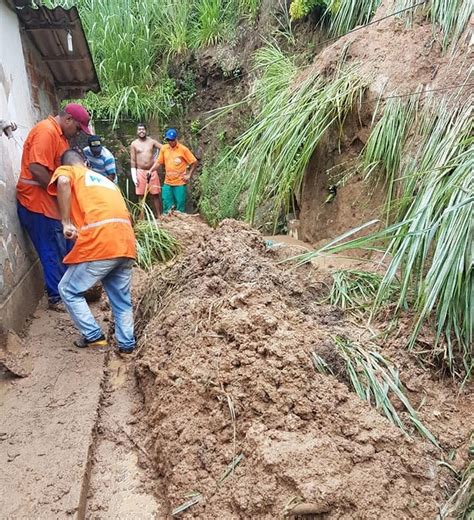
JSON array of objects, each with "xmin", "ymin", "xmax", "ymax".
[{"xmin": 64, "ymin": 103, "xmax": 92, "ymax": 134}]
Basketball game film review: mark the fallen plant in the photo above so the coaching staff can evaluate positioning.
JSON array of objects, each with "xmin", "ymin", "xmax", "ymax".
[
  {"xmin": 314, "ymin": 336, "xmax": 439, "ymax": 446},
  {"xmin": 328, "ymin": 269, "xmax": 400, "ymax": 312}
]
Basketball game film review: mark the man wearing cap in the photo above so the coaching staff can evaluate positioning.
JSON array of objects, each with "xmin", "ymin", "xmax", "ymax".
[
  {"xmin": 16, "ymin": 103, "xmax": 92, "ymax": 310},
  {"xmin": 48, "ymin": 149, "xmax": 136, "ymax": 353},
  {"xmin": 83, "ymin": 135, "xmax": 117, "ymax": 183},
  {"xmin": 149, "ymin": 128, "xmax": 198, "ymax": 214}
]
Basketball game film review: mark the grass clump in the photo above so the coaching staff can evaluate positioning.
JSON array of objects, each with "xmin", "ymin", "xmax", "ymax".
[
  {"xmin": 129, "ymin": 202, "xmax": 180, "ymax": 270},
  {"xmin": 314, "ymin": 336, "xmax": 439, "ymax": 445},
  {"xmin": 329, "ymin": 269, "xmax": 400, "ymax": 312},
  {"xmin": 134, "ymin": 220, "xmax": 180, "ymax": 271},
  {"xmin": 197, "ymin": 148, "xmax": 246, "ymax": 227}
]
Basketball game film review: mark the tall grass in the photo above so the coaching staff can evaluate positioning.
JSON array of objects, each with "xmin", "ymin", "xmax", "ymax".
[
  {"xmin": 362, "ymin": 95, "xmax": 418, "ymax": 218},
  {"xmin": 42, "ymin": 0, "xmax": 261, "ymax": 120},
  {"xmin": 297, "ymin": 97, "xmax": 473, "ymax": 375},
  {"xmin": 326, "ymin": 0, "xmax": 381, "ymax": 36},
  {"xmin": 229, "ymin": 44, "xmax": 367, "ymax": 223}
]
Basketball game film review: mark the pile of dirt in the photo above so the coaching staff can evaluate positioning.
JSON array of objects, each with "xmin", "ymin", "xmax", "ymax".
[{"xmin": 134, "ymin": 219, "xmax": 453, "ymax": 519}]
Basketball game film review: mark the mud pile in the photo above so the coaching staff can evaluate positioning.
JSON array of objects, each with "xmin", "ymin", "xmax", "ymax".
[{"xmin": 135, "ymin": 220, "xmax": 447, "ymax": 519}]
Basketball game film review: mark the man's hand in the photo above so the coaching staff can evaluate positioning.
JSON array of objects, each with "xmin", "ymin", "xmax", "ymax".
[
  {"xmin": 146, "ymin": 171, "xmax": 152, "ymax": 183},
  {"xmin": 107, "ymin": 174, "xmax": 116, "ymax": 183},
  {"xmin": 183, "ymin": 172, "xmax": 191, "ymax": 183},
  {"xmin": 63, "ymin": 222, "xmax": 78, "ymax": 240},
  {"xmin": 130, "ymin": 167, "xmax": 138, "ymax": 187}
]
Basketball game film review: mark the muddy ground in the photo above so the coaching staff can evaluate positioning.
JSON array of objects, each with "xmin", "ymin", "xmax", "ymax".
[
  {"xmin": 1, "ymin": 215, "xmax": 471, "ymax": 519},
  {"xmin": 132, "ymin": 215, "xmax": 472, "ymax": 519}
]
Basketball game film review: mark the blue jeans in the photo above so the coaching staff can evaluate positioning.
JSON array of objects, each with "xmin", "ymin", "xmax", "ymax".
[
  {"xmin": 17, "ymin": 203, "xmax": 73, "ymax": 303},
  {"xmin": 58, "ymin": 258, "xmax": 135, "ymax": 349}
]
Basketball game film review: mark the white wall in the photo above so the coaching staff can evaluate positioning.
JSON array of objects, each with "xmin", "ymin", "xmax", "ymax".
[{"xmin": 0, "ymin": 0, "xmax": 55, "ymax": 331}]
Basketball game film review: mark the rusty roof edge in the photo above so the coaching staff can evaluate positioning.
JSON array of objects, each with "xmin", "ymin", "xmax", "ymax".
[{"xmin": 12, "ymin": 1, "xmax": 100, "ymax": 95}]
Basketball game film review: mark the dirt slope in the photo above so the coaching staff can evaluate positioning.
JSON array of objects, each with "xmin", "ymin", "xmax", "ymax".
[{"xmin": 133, "ymin": 217, "xmax": 469, "ymax": 519}]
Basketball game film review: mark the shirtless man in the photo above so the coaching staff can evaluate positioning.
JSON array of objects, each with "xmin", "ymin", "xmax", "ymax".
[{"xmin": 130, "ymin": 123, "xmax": 162, "ymax": 215}]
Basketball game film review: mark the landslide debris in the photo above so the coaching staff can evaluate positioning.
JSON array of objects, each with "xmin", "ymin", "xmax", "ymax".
[{"xmin": 134, "ymin": 219, "xmax": 448, "ymax": 519}]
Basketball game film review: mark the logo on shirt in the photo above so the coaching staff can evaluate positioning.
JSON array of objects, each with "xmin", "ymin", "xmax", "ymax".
[
  {"xmin": 173, "ymin": 158, "xmax": 182, "ymax": 165},
  {"xmin": 85, "ymin": 171, "xmax": 116, "ymax": 190}
]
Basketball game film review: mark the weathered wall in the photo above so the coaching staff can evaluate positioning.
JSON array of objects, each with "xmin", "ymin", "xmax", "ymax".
[{"xmin": 0, "ymin": 1, "xmax": 58, "ymax": 333}]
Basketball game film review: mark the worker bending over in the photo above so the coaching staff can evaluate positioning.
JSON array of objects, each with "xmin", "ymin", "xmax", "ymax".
[
  {"xmin": 48, "ymin": 149, "xmax": 136, "ymax": 354},
  {"xmin": 149, "ymin": 128, "xmax": 197, "ymax": 214}
]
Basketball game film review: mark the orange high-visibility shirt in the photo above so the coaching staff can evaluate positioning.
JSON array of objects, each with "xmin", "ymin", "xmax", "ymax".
[
  {"xmin": 48, "ymin": 165, "xmax": 136, "ymax": 264},
  {"xmin": 158, "ymin": 141, "xmax": 197, "ymax": 186},
  {"xmin": 16, "ymin": 116, "xmax": 69, "ymax": 220}
]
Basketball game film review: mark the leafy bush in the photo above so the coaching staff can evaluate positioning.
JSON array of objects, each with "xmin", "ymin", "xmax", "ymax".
[{"xmin": 197, "ymin": 149, "xmax": 246, "ymax": 226}]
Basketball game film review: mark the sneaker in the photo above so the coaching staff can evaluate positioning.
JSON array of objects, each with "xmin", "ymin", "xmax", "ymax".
[
  {"xmin": 74, "ymin": 335, "xmax": 109, "ymax": 349},
  {"xmin": 117, "ymin": 345, "xmax": 135, "ymax": 354}
]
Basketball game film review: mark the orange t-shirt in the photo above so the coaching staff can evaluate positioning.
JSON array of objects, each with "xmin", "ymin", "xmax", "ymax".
[
  {"xmin": 48, "ymin": 165, "xmax": 136, "ymax": 264},
  {"xmin": 158, "ymin": 142, "xmax": 197, "ymax": 186},
  {"xmin": 16, "ymin": 116, "xmax": 69, "ymax": 220}
]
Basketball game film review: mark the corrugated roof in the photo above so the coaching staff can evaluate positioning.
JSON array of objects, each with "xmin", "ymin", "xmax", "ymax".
[{"xmin": 11, "ymin": 1, "xmax": 100, "ymax": 98}]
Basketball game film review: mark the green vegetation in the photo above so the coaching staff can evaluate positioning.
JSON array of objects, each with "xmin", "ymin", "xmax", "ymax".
[
  {"xmin": 298, "ymin": 98, "xmax": 473, "ymax": 376},
  {"xmin": 361, "ymin": 95, "xmax": 418, "ymax": 218},
  {"xmin": 198, "ymin": 148, "xmax": 245, "ymax": 226},
  {"xmin": 42, "ymin": 0, "xmax": 262, "ymax": 123},
  {"xmin": 328, "ymin": 269, "xmax": 400, "ymax": 312},
  {"xmin": 134, "ymin": 220, "xmax": 181, "ymax": 270},
  {"xmin": 326, "ymin": 0, "xmax": 381, "ymax": 36},
  {"xmin": 128, "ymin": 202, "xmax": 180, "ymax": 270},
  {"xmin": 313, "ymin": 336, "xmax": 438, "ymax": 445},
  {"xmin": 226, "ymin": 44, "xmax": 366, "ymax": 223}
]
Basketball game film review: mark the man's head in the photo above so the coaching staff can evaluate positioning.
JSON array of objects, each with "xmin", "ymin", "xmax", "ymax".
[
  {"xmin": 137, "ymin": 123, "xmax": 147, "ymax": 139},
  {"xmin": 88, "ymin": 135, "xmax": 103, "ymax": 156},
  {"xmin": 165, "ymin": 128, "xmax": 178, "ymax": 148},
  {"xmin": 59, "ymin": 104, "xmax": 92, "ymax": 138},
  {"xmin": 61, "ymin": 148, "xmax": 86, "ymax": 166}
]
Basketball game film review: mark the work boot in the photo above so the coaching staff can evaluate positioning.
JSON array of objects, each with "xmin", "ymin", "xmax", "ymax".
[
  {"xmin": 48, "ymin": 299, "xmax": 66, "ymax": 312},
  {"xmin": 74, "ymin": 334, "xmax": 108, "ymax": 349},
  {"xmin": 117, "ymin": 345, "xmax": 135, "ymax": 354}
]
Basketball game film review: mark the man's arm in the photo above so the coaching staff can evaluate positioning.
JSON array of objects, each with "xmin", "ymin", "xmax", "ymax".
[
  {"xmin": 56, "ymin": 176, "xmax": 77, "ymax": 240},
  {"xmin": 130, "ymin": 142, "xmax": 138, "ymax": 185},
  {"xmin": 153, "ymin": 139, "xmax": 162, "ymax": 150},
  {"xmin": 183, "ymin": 161, "xmax": 198, "ymax": 182},
  {"xmin": 29, "ymin": 163, "xmax": 52, "ymax": 189},
  {"xmin": 105, "ymin": 152, "xmax": 117, "ymax": 182}
]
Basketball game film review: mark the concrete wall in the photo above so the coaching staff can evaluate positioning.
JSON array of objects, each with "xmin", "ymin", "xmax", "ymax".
[{"xmin": 0, "ymin": 1, "xmax": 58, "ymax": 333}]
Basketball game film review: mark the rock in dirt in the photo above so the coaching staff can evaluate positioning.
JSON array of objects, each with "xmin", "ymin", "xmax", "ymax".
[
  {"xmin": 0, "ymin": 330, "xmax": 32, "ymax": 378},
  {"xmin": 134, "ymin": 219, "xmax": 449, "ymax": 520}
]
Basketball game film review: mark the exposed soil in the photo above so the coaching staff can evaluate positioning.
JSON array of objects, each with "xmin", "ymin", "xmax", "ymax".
[{"xmin": 134, "ymin": 218, "xmax": 472, "ymax": 519}]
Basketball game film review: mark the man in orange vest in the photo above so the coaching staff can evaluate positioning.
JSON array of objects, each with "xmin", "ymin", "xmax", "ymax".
[
  {"xmin": 16, "ymin": 104, "xmax": 92, "ymax": 309},
  {"xmin": 48, "ymin": 149, "xmax": 137, "ymax": 353}
]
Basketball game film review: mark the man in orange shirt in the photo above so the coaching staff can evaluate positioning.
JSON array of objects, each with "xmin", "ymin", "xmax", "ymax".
[
  {"xmin": 16, "ymin": 103, "xmax": 92, "ymax": 309},
  {"xmin": 149, "ymin": 128, "xmax": 197, "ymax": 214},
  {"xmin": 48, "ymin": 149, "xmax": 136, "ymax": 353}
]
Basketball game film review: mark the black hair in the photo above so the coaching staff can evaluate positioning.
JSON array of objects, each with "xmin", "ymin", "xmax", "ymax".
[
  {"xmin": 61, "ymin": 148, "xmax": 85, "ymax": 165},
  {"xmin": 137, "ymin": 123, "xmax": 147, "ymax": 130}
]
